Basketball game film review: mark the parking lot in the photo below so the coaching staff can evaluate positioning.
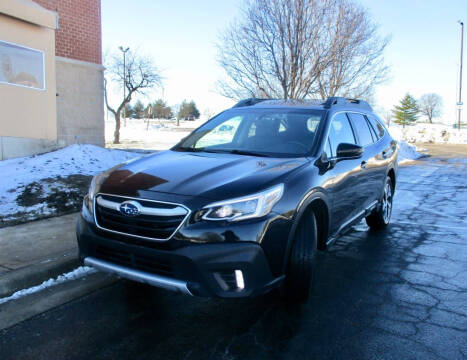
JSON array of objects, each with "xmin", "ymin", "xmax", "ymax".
[{"xmin": 0, "ymin": 148, "xmax": 466, "ymax": 360}]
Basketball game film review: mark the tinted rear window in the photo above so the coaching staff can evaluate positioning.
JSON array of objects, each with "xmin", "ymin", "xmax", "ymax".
[{"xmin": 348, "ymin": 113, "xmax": 374, "ymax": 146}]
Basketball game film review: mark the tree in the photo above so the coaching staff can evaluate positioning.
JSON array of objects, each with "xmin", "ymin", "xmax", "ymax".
[
  {"xmin": 419, "ymin": 93, "xmax": 442, "ymax": 123},
  {"xmin": 392, "ymin": 94, "xmax": 419, "ymax": 128},
  {"xmin": 216, "ymin": 0, "xmax": 389, "ymax": 100},
  {"xmin": 152, "ymin": 99, "xmax": 173, "ymax": 119},
  {"xmin": 123, "ymin": 103, "xmax": 134, "ymax": 119},
  {"xmin": 104, "ymin": 49, "xmax": 162, "ymax": 143},
  {"xmin": 132, "ymin": 100, "xmax": 145, "ymax": 119},
  {"xmin": 177, "ymin": 100, "xmax": 200, "ymax": 120}
]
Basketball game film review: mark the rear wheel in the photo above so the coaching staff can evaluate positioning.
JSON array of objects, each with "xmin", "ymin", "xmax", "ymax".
[
  {"xmin": 283, "ymin": 211, "xmax": 317, "ymax": 303},
  {"xmin": 366, "ymin": 176, "xmax": 393, "ymax": 229}
]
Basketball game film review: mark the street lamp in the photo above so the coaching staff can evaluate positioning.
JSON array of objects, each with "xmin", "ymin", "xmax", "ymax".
[
  {"xmin": 118, "ymin": 46, "xmax": 130, "ymax": 123},
  {"xmin": 457, "ymin": 21, "xmax": 463, "ymax": 131}
]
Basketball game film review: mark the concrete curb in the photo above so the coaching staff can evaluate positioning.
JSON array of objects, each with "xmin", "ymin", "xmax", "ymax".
[
  {"xmin": 0, "ymin": 272, "xmax": 118, "ymax": 331},
  {"xmin": 0, "ymin": 250, "xmax": 80, "ymax": 299}
]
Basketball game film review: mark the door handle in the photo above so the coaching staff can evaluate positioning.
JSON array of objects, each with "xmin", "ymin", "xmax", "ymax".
[{"xmin": 361, "ymin": 161, "xmax": 367, "ymax": 169}]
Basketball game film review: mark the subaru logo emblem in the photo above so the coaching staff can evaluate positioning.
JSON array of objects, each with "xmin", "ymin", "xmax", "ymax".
[{"xmin": 119, "ymin": 201, "xmax": 141, "ymax": 216}]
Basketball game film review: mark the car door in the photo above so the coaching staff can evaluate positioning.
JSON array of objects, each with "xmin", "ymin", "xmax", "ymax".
[
  {"xmin": 324, "ymin": 112, "xmax": 363, "ymax": 234},
  {"xmin": 347, "ymin": 112, "xmax": 383, "ymax": 208},
  {"xmin": 366, "ymin": 114, "xmax": 392, "ymax": 198}
]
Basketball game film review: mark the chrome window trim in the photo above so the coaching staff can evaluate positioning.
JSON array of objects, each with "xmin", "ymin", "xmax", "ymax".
[
  {"xmin": 93, "ymin": 193, "xmax": 191, "ymax": 242},
  {"xmin": 366, "ymin": 114, "xmax": 387, "ymax": 140}
]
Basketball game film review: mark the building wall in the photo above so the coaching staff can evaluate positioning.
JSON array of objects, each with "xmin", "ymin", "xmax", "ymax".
[
  {"xmin": 56, "ymin": 56, "xmax": 104, "ymax": 147},
  {"xmin": 33, "ymin": 0, "xmax": 104, "ymax": 148},
  {"xmin": 0, "ymin": 0, "xmax": 103, "ymax": 159},
  {"xmin": 32, "ymin": 0, "xmax": 102, "ymax": 64},
  {"xmin": 0, "ymin": 10, "xmax": 58, "ymax": 160}
]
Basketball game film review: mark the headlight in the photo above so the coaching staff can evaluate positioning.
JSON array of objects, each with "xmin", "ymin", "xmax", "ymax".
[
  {"xmin": 85, "ymin": 172, "xmax": 109, "ymax": 213},
  {"xmin": 202, "ymin": 184, "xmax": 284, "ymax": 221}
]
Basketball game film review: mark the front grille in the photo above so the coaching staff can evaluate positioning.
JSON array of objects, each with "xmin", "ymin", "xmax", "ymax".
[
  {"xmin": 94, "ymin": 194, "xmax": 190, "ymax": 241},
  {"xmin": 94, "ymin": 245, "xmax": 174, "ymax": 277}
]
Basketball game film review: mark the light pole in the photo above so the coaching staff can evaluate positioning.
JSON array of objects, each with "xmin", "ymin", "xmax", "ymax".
[
  {"xmin": 457, "ymin": 21, "xmax": 463, "ymax": 130},
  {"xmin": 118, "ymin": 46, "xmax": 129, "ymax": 124}
]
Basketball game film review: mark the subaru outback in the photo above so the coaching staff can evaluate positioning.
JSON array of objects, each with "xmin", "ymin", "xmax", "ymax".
[{"xmin": 77, "ymin": 97, "xmax": 398, "ymax": 301}]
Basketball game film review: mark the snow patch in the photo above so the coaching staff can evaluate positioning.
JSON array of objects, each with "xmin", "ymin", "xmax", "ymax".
[
  {"xmin": 397, "ymin": 141, "xmax": 424, "ymax": 164},
  {"xmin": 0, "ymin": 144, "xmax": 142, "ymax": 222},
  {"xmin": 0, "ymin": 266, "xmax": 96, "ymax": 305},
  {"xmin": 388, "ymin": 123, "xmax": 467, "ymax": 144}
]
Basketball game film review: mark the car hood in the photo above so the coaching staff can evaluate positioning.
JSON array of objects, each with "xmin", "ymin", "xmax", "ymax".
[{"xmin": 99, "ymin": 150, "xmax": 308, "ymax": 200}]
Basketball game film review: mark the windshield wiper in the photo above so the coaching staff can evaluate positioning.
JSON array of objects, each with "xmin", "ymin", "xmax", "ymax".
[
  {"xmin": 222, "ymin": 149, "xmax": 270, "ymax": 157},
  {"xmin": 173, "ymin": 146, "xmax": 205, "ymax": 152},
  {"xmin": 174, "ymin": 146, "xmax": 269, "ymax": 157}
]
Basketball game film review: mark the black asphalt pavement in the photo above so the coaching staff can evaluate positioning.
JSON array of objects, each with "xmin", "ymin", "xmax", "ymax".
[{"xmin": 1, "ymin": 154, "xmax": 466, "ymax": 360}]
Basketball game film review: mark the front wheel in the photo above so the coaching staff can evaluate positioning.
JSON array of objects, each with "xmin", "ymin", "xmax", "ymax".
[
  {"xmin": 366, "ymin": 176, "xmax": 393, "ymax": 229},
  {"xmin": 282, "ymin": 210, "xmax": 317, "ymax": 303}
]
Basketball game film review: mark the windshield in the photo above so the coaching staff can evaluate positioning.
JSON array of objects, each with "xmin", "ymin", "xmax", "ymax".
[{"xmin": 173, "ymin": 108, "xmax": 325, "ymax": 157}]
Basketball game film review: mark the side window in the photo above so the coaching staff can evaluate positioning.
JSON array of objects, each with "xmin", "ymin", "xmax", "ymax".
[
  {"xmin": 348, "ymin": 113, "xmax": 374, "ymax": 146},
  {"xmin": 328, "ymin": 113, "xmax": 356, "ymax": 157},
  {"xmin": 367, "ymin": 115, "xmax": 385, "ymax": 139}
]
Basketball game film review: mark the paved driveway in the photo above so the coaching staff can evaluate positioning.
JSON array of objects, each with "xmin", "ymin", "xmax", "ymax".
[{"xmin": 0, "ymin": 154, "xmax": 466, "ymax": 360}]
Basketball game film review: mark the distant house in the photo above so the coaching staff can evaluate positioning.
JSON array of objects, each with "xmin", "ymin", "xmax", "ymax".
[{"xmin": 0, "ymin": 0, "xmax": 104, "ymax": 160}]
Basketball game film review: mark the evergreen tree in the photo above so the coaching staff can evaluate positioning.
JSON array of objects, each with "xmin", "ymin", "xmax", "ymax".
[
  {"xmin": 177, "ymin": 100, "xmax": 200, "ymax": 120},
  {"xmin": 133, "ymin": 100, "xmax": 145, "ymax": 119},
  {"xmin": 123, "ymin": 103, "xmax": 134, "ymax": 119},
  {"xmin": 152, "ymin": 99, "xmax": 173, "ymax": 119},
  {"xmin": 392, "ymin": 94, "xmax": 419, "ymax": 127}
]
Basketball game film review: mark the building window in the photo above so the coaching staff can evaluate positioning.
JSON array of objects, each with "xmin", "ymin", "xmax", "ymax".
[{"xmin": 0, "ymin": 40, "xmax": 45, "ymax": 90}]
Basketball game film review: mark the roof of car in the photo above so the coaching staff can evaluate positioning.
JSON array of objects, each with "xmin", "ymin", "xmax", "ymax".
[{"xmin": 232, "ymin": 97, "xmax": 373, "ymax": 112}]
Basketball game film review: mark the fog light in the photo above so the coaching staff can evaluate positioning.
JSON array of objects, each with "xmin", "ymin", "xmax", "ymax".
[{"xmin": 235, "ymin": 270, "xmax": 245, "ymax": 290}]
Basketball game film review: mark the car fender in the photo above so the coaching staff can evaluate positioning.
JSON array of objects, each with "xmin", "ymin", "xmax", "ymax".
[{"xmin": 281, "ymin": 189, "xmax": 331, "ymax": 274}]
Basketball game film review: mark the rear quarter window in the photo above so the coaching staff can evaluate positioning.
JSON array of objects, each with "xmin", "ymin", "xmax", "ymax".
[{"xmin": 367, "ymin": 115, "xmax": 385, "ymax": 139}]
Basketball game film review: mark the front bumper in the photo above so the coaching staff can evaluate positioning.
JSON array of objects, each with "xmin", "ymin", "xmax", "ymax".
[{"xmin": 77, "ymin": 215, "xmax": 282, "ymax": 298}]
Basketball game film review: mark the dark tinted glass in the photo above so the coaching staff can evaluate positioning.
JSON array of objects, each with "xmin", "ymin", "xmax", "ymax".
[
  {"xmin": 367, "ymin": 115, "xmax": 385, "ymax": 139},
  {"xmin": 348, "ymin": 113, "xmax": 374, "ymax": 146},
  {"xmin": 328, "ymin": 113, "xmax": 356, "ymax": 157}
]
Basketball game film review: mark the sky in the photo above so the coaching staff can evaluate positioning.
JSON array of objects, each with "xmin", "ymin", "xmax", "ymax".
[{"xmin": 102, "ymin": 0, "xmax": 466, "ymax": 124}]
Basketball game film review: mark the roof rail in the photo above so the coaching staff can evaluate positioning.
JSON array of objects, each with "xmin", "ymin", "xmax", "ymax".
[
  {"xmin": 323, "ymin": 97, "xmax": 372, "ymax": 111},
  {"xmin": 232, "ymin": 98, "xmax": 269, "ymax": 108}
]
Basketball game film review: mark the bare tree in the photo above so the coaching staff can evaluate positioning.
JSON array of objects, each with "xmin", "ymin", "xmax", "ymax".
[
  {"xmin": 419, "ymin": 93, "xmax": 442, "ymax": 123},
  {"xmin": 216, "ymin": 0, "xmax": 389, "ymax": 100},
  {"xmin": 104, "ymin": 50, "xmax": 162, "ymax": 143}
]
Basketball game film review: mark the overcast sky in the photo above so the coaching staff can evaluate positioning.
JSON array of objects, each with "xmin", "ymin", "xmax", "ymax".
[{"xmin": 102, "ymin": 0, "xmax": 466, "ymax": 124}]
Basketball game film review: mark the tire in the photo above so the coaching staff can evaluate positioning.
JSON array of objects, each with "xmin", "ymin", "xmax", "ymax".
[
  {"xmin": 366, "ymin": 176, "xmax": 393, "ymax": 230},
  {"xmin": 283, "ymin": 210, "xmax": 317, "ymax": 303}
]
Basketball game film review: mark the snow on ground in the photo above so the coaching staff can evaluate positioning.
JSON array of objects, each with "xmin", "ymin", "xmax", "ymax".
[
  {"xmin": 0, "ymin": 266, "xmax": 95, "ymax": 305},
  {"xmin": 105, "ymin": 118, "xmax": 206, "ymax": 150},
  {"xmin": 388, "ymin": 123, "xmax": 467, "ymax": 144},
  {"xmin": 397, "ymin": 141, "xmax": 424, "ymax": 164},
  {"xmin": 0, "ymin": 145, "xmax": 142, "ymax": 226}
]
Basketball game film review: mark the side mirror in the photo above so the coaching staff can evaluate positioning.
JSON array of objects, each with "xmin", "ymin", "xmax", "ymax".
[{"xmin": 336, "ymin": 143, "xmax": 363, "ymax": 159}]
